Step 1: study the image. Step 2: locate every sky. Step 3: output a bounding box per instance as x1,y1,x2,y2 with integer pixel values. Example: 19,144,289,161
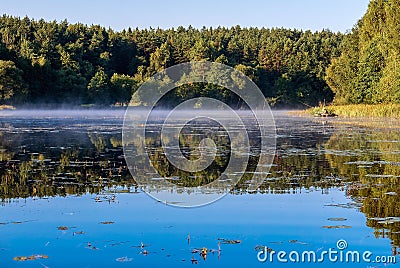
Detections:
1,0,370,32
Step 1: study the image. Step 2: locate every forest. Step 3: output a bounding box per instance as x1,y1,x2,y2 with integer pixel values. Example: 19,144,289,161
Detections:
0,0,398,108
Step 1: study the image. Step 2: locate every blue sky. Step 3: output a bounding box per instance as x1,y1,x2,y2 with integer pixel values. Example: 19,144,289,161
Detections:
1,0,370,32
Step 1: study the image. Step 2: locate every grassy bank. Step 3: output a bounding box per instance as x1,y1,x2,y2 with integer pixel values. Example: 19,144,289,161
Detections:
0,105,16,110
309,104,400,118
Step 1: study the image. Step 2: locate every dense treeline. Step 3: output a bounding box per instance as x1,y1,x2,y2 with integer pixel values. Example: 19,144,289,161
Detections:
326,0,400,104
2,0,399,108
0,15,343,107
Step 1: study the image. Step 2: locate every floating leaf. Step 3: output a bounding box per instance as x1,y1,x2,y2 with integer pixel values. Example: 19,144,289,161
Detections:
324,203,362,209
31,254,49,260
109,241,129,247
191,256,198,264
13,254,49,261
85,242,99,250
116,257,133,262
323,225,352,229
255,245,274,252
100,221,115,225
218,238,241,244
140,250,149,255
132,242,149,248
62,212,75,216
328,218,347,221
289,240,309,245
199,247,207,260
13,256,28,261
100,221,114,225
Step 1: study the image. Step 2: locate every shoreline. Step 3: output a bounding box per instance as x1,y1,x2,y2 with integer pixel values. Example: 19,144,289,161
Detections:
3,103,400,120
306,104,400,119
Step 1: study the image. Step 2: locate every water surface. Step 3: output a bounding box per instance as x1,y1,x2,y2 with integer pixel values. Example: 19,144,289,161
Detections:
0,110,399,267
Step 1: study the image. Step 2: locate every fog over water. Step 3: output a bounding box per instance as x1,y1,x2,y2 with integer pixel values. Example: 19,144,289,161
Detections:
0,109,284,125
0,109,399,266
0,109,127,119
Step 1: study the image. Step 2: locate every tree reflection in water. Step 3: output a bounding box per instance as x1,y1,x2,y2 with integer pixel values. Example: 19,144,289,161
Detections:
0,115,399,252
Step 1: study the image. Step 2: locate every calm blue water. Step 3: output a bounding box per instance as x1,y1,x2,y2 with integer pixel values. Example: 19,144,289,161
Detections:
0,110,399,267
0,188,394,267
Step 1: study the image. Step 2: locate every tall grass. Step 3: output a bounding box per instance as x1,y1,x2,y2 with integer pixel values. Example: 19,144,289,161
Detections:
309,104,400,118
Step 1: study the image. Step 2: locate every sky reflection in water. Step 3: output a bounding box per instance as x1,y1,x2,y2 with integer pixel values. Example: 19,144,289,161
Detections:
0,110,399,267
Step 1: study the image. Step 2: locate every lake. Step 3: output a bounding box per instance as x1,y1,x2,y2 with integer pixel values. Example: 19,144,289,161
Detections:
0,110,399,267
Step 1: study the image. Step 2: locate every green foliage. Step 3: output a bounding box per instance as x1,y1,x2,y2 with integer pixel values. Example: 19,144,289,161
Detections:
110,73,137,105
308,105,336,117
326,0,400,105
87,68,110,104
0,60,26,104
319,104,400,118
0,15,343,107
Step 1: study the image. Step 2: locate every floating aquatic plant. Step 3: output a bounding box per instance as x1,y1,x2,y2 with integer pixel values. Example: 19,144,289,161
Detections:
322,225,352,229
218,238,241,244
13,254,49,261
115,257,133,262
327,218,347,221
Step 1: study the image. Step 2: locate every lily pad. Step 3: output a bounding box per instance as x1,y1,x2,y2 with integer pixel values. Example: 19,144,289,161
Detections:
323,225,352,229
327,218,347,221
13,256,28,261
116,257,133,262
289,240,309,245
140,250,149,255
13,254,49,261
255,245,274,252
191,256,198,264
324,203,362,209
218,238,241,244
100,221,115,225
